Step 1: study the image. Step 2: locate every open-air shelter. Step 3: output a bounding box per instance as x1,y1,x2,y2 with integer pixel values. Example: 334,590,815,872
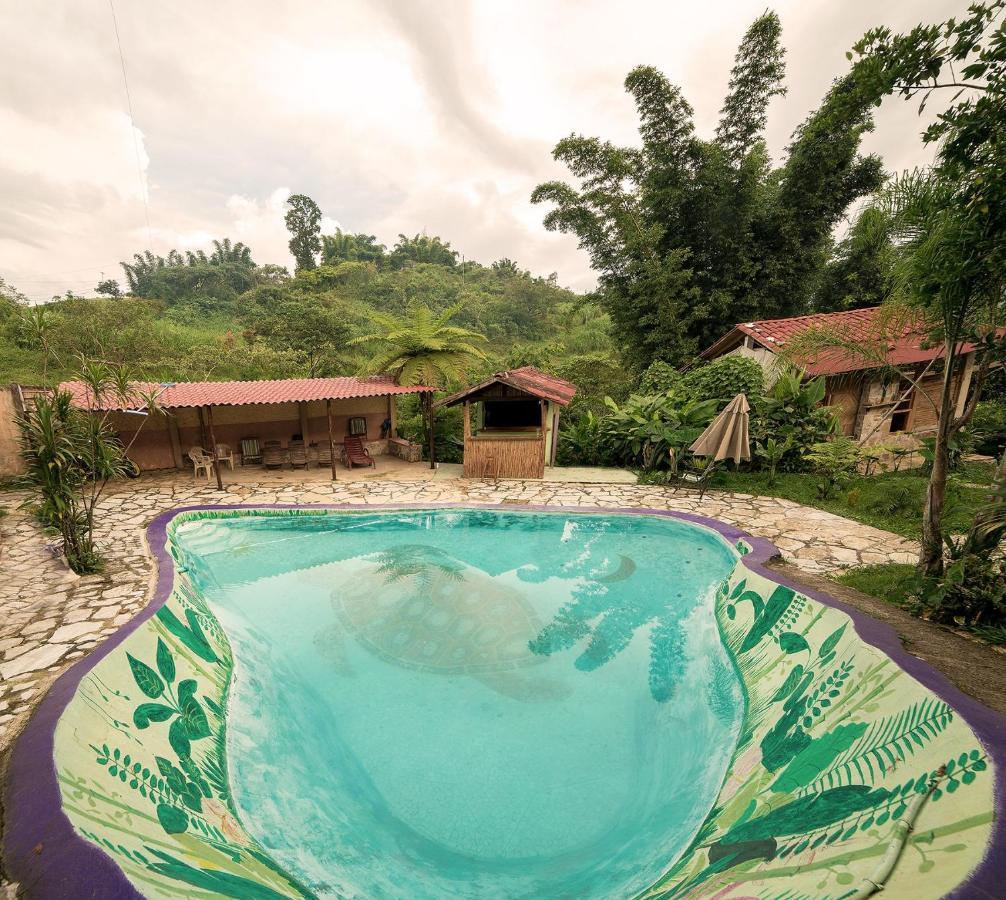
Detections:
61,375,433,486
438,366,576,479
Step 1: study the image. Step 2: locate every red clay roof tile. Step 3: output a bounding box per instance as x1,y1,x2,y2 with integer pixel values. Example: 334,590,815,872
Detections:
60,375,432,411
702,306,984,376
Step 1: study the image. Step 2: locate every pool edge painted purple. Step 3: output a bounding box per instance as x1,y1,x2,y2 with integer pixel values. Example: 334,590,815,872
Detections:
3,502,1003,899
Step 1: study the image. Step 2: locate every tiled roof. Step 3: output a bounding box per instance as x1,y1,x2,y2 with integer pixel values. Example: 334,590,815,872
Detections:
60,375,432,411
701,306,982,376
438,366,578,407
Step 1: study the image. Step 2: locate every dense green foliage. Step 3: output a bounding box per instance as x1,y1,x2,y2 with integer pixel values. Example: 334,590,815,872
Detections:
972,399,1006,457
812,207,894,312
18,362,159,572
532,11,885,367
599,392,718,471
0,231,614,394
836,475,1006,638
284,194,322,272
848,2,1006,575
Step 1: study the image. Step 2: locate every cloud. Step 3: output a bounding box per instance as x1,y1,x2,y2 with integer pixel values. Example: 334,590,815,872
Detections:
1,0,965,301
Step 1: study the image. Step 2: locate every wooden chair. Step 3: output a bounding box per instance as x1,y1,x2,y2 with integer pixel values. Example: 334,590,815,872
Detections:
187,447,214,481
215,444,235,470
343,435,376,469
288,439,308,469
240,438,262,466
262,440,285,469
312,442,333,467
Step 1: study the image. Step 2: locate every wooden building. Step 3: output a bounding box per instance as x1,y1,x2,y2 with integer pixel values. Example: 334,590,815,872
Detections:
60,375,432,482
439,366,576,479
699,307,987,449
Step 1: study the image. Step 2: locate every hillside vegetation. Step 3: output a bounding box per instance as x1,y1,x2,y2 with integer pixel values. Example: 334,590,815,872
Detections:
0,240,620,394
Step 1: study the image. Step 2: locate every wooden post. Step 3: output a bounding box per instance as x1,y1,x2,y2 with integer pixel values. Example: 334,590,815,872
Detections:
205,405,224,490
167,414,184,469
540,399,548,477
298,401,311,445
326,399,338,481
197,406,209,451
427,392,436,470
551,407,561,467
463,401,471,440
387,394,397,439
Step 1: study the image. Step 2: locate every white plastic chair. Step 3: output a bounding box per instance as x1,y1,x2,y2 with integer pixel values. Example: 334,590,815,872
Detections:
187,447,214,481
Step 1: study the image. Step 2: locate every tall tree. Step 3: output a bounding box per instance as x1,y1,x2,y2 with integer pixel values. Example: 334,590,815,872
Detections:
351,302,487,467
284,194,322,272
532,11,884,367
849,2,1006,575
95,278,122,298
812,206,894,311
389,233,458,269
321,229,387,266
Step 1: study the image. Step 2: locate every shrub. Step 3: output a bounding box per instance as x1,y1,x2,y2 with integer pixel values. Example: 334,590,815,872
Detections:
917,554,1006,628
679,355,764,407
805,437,861,499
600,392,718,472
557,410,607,466
18,363,159,573
639,361,680,394
971,399,1006,458
750,370,839,471
754,437,793,485
399,395,464,463
916,480,1006,628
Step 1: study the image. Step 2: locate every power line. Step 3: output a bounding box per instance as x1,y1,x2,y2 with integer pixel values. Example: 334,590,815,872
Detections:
108,0,152,245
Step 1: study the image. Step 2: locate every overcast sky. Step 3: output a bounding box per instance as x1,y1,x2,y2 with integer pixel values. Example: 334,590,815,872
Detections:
2,0,960,301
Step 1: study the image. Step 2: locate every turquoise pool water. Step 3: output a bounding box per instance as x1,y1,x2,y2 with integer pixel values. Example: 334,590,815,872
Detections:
173,509,744,898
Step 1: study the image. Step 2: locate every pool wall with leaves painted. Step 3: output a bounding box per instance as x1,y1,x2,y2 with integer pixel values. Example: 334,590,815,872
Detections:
2,505,1003,899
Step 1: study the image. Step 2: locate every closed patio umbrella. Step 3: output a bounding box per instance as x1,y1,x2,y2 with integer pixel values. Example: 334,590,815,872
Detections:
689,393,751,464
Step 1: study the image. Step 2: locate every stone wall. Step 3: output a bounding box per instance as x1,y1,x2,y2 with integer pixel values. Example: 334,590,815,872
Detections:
0,386,25,477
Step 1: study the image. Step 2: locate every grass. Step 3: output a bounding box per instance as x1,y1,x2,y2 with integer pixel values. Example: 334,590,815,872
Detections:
706,460,998,541
834,563,918,609
834,562,1006,646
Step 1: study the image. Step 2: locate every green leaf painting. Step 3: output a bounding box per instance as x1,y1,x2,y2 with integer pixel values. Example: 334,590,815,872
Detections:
771,664,805,702
177,679,197,707
720,785,891,845
771,723,867,793
739,585,795,652
156,606,219,663
179,696,211,740
778,632,809,654
127,653,164,699
144,848,294,899
133,703,174,729
156,638,176,684
168,718,191,760
155,803,189,835
818,624,846,659
811,698,955,790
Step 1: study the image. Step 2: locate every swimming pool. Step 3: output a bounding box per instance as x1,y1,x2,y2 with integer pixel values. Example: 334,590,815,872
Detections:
174,509,742,898
4,505,1000,899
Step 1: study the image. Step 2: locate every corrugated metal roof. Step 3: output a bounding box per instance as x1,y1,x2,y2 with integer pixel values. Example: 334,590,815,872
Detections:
438,366,577,407
60,375,432,411
700,306,985,376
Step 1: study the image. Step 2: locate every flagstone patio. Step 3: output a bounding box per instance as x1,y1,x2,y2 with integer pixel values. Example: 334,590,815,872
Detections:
0,474,918,757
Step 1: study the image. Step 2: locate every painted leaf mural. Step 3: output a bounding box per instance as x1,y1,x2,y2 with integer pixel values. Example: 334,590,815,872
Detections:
38,509,997,900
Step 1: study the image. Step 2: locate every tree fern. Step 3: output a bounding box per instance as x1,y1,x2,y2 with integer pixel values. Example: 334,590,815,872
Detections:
805,697,953,791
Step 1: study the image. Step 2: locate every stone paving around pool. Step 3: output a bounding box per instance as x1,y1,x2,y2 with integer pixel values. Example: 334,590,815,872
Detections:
0,477,918,761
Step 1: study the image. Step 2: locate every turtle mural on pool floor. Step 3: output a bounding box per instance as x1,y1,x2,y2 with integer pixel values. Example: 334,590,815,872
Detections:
309,544,571,702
